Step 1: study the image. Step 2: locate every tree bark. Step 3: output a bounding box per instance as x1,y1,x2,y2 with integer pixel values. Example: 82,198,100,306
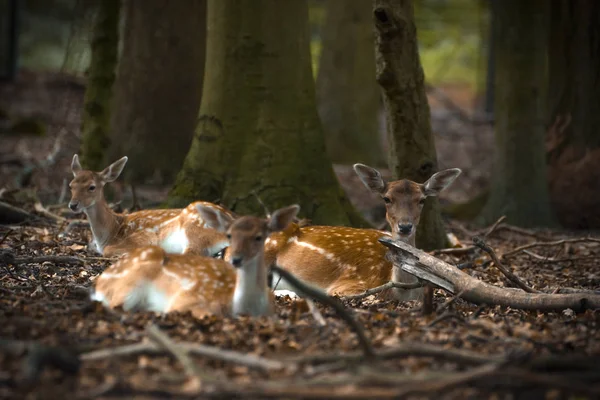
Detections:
547,0,600,229
316,0,383,166
168,0,366,227
107,0,206,184
479,0,556,228
380,237,600,313
79,0,120,171
372,0,447,250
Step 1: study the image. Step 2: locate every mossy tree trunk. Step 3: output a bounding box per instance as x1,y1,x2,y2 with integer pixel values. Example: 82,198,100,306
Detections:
479,0,556,228
316,0,383,167
80,0,120,171
547,0,600,229
107,0,206,184
168,0,366,227
373,0,447,250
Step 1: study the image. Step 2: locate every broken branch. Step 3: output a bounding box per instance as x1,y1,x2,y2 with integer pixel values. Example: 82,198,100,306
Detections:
340,280,423,301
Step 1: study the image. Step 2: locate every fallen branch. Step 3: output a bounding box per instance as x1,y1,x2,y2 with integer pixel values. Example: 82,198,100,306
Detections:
379,237,600,312
482,215,507,239
473,237,540,293
271,265,376,360
340,280,423,301
34,202,66,222
502,237,600,259
146,325,209,389
80,340,286,372
306,298,326,326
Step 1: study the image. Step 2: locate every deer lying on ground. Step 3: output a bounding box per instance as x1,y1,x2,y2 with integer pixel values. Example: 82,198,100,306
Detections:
68,154,233,257
266,164,461,301
91,204,300,317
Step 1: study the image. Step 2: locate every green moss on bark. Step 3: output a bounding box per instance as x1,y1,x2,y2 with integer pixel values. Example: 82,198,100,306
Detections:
169,0,367,227
79,0,120,171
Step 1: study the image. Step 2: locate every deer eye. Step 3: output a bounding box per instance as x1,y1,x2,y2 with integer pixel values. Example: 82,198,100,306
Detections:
226,234,232,240
255,235,263,242
419,198,426,205
88,185,96,192
383,196,391,204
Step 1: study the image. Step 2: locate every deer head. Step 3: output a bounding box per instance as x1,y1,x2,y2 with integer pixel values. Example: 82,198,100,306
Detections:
68,154,128,213
353,164,461,243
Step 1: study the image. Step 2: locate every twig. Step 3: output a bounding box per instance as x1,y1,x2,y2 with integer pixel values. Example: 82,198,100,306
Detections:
340,280,423,301
129,183,141,212
271,265,376,360
251,190,271,218
305,298,326,326
472,237,539,293
431,246,476,256
502,237,600,258
436,289,466,313
81,341,287,372
58,178,68,205
0,229,13,246
482,215,506,239
146,325,208,389
426,311,467,328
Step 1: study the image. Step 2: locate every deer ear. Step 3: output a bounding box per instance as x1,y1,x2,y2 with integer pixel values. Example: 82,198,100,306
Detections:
423,168,462,196
353,163,386,194
268,205,300,232
99,156,128,183
71,154,82,177
196,204,235,233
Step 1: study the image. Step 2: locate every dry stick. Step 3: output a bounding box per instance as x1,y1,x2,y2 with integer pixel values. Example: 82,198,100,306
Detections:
34,202,66,222
305,299,326,326
502,237,600,258
146,325,212,388
81,342,286,372
340,280,423,301
472,237,540,294
271,265,376,360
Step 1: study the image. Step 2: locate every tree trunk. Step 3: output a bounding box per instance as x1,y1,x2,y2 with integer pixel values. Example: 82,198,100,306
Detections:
79,0,120,171
107,0,206,184
372,0,447,250
168,0,366,227
547,0,600,229
479,0,556,228
316,0,383,167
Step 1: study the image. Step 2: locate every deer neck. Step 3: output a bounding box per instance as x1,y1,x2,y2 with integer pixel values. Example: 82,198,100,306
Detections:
84,198,122,254
231,253,271,317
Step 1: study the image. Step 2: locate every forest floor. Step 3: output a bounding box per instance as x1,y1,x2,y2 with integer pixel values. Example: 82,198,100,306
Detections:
0,71,598,399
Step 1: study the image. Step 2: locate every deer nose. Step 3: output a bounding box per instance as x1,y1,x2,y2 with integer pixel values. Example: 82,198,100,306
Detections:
68,201,79,211
230,255,243,268
398,223,413,235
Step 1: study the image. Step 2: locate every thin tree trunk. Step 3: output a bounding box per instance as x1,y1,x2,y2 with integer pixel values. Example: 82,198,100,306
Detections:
316,0,382,166
80,0,120,171
547,0,600,229
372,0,447,250
108,0,206,184
479,0,556,228
168,0,367,227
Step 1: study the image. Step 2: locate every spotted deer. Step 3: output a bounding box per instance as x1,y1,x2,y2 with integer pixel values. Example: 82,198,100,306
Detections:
91,204,300,317
265,164,461,301
68,154,232,257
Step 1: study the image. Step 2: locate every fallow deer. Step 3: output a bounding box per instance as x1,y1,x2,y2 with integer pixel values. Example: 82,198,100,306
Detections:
91,204,300,317
265,164,461,301
68,154,232,257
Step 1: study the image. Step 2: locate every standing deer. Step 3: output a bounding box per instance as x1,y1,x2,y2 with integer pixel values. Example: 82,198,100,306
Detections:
265,164,461,302
68,154,233,257
91,204,300,317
